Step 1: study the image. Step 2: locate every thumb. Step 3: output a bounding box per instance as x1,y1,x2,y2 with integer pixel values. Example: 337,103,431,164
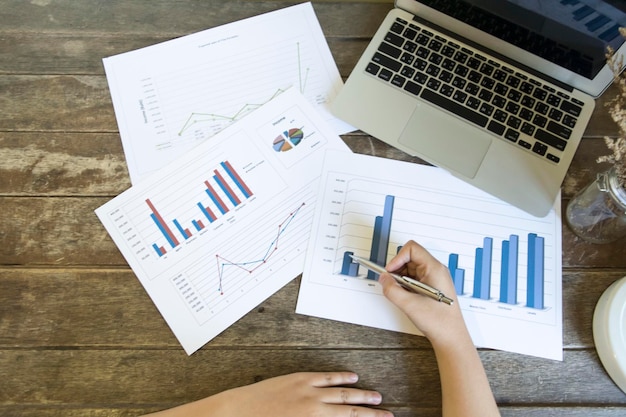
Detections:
379,273,414,309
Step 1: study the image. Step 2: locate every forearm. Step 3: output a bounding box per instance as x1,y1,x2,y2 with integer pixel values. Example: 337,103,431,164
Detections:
432,329,500,417
142,391,229,417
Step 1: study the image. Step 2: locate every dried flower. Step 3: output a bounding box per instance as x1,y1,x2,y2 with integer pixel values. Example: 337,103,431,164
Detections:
603,39,626,189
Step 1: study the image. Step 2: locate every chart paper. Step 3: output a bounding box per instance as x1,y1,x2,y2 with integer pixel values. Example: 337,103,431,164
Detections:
96,90,350,354
103,2,352,183
296,151,563,360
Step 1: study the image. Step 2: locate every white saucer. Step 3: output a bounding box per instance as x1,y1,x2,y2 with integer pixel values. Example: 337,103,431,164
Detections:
593,276,626,394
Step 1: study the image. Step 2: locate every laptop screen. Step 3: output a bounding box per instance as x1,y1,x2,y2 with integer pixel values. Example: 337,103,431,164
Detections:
414,0,626,80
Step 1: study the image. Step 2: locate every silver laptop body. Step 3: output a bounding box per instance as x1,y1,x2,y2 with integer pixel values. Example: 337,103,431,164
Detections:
333,0,626,217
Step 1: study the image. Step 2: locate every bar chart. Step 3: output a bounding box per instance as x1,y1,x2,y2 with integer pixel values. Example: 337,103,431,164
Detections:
338,193,550,310
96,89,352,354
145,160,254,257
297,151,563,360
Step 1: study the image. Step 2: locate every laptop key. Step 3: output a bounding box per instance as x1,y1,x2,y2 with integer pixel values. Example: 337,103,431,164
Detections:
532,141,548,156
487,120,506,135
390,21,405,34
372,52,402,72
378,68,393,82
420,88,488,127
546,153,560,163
546,120,572,139
403,27,418,41
535,129,567,151
384,32,404,47
560,100,582,117
378,42,402,59
505,129,519,142
366,62,380,75
392,74,406,87
404,81,422,96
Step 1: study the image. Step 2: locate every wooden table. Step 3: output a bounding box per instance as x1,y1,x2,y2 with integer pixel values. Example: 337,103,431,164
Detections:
1,1,625,415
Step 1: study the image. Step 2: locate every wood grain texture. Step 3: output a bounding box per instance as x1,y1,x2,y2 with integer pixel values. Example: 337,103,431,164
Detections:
1,0,625,415
0,269,623,349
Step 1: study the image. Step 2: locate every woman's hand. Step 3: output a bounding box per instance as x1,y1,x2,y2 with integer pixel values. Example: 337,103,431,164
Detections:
146,372,392,417
379,240,466,347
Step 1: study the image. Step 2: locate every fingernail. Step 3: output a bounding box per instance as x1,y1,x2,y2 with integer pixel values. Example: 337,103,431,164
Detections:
348,373,358,382
369,393,382,404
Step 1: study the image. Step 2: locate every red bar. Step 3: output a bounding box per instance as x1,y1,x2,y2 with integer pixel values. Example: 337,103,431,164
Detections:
205,181,229,214
214,170,241,205
146,198,180,247
224,160,253,197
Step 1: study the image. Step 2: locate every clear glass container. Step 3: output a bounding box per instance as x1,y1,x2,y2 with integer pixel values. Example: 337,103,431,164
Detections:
566,166,626,244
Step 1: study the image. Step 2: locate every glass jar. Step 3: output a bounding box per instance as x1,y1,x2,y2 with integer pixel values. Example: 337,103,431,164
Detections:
566,166,626,244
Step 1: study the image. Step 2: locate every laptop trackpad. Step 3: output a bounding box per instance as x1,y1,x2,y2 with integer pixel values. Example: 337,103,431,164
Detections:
398,104,492,179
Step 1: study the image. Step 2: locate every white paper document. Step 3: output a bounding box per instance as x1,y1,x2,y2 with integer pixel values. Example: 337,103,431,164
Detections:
103,2,352,184
95,90,350,354
296,151,563,361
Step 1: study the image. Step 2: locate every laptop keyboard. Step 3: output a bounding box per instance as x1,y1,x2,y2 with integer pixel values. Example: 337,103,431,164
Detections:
365,17,587,164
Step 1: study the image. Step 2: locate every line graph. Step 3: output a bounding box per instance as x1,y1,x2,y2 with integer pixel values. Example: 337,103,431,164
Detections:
178,88,287,136
296,42,310,93
103,2,350,184
171,191,313,325
177,43,311,137
214,201,306,294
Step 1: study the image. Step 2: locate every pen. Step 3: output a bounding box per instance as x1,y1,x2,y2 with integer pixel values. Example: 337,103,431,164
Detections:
349,254,454,305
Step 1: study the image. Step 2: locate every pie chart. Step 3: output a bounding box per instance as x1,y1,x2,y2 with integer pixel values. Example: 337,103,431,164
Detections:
273,127,304,152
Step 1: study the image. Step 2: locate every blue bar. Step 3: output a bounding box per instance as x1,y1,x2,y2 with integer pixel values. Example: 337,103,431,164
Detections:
192,220,202,231
367,195,395,280
454,268,465,295
368,216,383,280
197,202,216,223
205,189,227,215
376,195,394,264
448,253,464,295
527,234,545,309
500,235,519,304
214,174,239,206
150,213,177,249
173,219,189,239
341,251,359,276
152,243,164,257
473,248,484,298
221,161,252,198
473,237,492,300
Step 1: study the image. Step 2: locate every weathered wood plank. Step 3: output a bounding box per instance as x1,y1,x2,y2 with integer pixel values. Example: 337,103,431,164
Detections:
0,75,115,132
0,349,624,406
1,132,616,198
0,1,393,37
0,132,130,195
0,197,124,265
0,33,369,79
1,269,623,349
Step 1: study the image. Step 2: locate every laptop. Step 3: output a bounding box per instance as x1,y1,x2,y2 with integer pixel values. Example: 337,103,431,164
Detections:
332,0,626,217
